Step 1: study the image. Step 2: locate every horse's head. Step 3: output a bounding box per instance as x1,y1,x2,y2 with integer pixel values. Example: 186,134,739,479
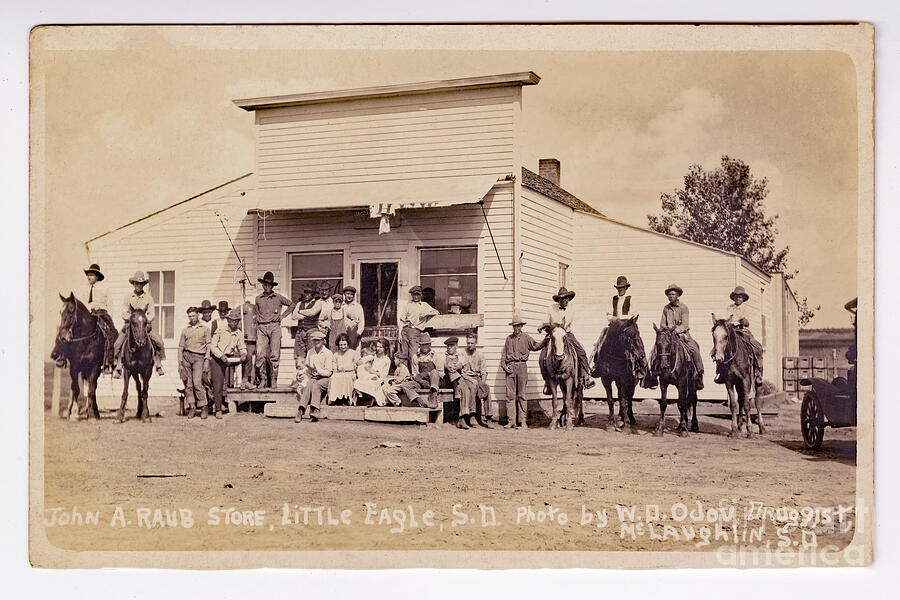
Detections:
710,313,735,362
129,309,149,346
651,323,677,371
544,323,567,358
57,292,78,342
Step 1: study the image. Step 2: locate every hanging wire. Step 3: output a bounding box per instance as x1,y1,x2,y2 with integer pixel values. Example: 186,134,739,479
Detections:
479,200,507,281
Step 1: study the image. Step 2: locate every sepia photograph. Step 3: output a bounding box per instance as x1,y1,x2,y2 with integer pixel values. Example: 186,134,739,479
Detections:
27,23,873,570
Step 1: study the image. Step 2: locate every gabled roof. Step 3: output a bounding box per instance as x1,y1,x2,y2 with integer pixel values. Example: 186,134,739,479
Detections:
235,72,541,111
521,167,604,216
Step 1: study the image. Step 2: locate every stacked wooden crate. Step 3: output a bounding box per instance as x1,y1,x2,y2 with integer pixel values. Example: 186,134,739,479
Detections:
783,356,843,401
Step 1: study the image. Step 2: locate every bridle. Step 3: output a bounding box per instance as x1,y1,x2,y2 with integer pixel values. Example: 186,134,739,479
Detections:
653,328,682,379
57,301,98,345
712,321,737,365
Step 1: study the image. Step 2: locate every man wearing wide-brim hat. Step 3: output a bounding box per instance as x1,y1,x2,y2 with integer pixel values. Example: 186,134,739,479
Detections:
712,286,763,386
113,270,166,378
253,272,295,388
645,284,704,390
500,311,549,429
542,286,595,391
78,264,116,373
591,275,648,381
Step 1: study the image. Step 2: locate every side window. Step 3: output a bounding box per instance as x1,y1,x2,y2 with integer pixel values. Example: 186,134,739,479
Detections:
147,270,176,339
558,262,569,287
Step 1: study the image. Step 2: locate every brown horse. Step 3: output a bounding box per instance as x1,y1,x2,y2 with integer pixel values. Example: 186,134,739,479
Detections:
648,324,698,437
539,323,583,430
50,293,104,419
591,315,647,433
711,315,765,437
118,309,155,423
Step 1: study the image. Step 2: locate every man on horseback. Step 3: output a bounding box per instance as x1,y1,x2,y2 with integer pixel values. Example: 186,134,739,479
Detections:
78,263,116,373
542,286,594,392
646,284,704,390
713,286,763,386
113,271,165,378
592,276,647,378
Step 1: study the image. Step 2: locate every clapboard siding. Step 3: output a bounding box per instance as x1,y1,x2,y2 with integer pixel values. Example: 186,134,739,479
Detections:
518,189,575,398
85,179,257,396
255,183,514,400
571,212,748,400
254,88,517,189
738,264,781,383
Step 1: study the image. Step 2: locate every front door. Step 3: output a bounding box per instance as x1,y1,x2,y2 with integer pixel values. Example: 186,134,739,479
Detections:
360,262,399,337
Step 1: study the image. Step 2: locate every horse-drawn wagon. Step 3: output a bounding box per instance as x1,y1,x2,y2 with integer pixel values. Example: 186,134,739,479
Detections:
800,298,857,450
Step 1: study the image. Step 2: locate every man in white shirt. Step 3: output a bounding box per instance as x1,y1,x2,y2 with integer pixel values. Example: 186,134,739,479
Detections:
342,285,365,350
543,286,594,391
399,285,439,360
714,286,763,385
79,264,116,373
296,330,334,423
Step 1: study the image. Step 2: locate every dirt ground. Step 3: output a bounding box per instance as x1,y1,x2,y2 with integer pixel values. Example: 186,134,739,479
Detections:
40,398,858,555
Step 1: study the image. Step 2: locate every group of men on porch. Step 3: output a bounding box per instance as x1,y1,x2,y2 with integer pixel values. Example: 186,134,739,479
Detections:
79,263,764,425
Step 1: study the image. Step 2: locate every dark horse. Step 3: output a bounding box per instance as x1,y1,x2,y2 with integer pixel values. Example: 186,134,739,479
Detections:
648,325,699,437
539,323,583,430
711,315,765,438
118,309,154,423
591,315,646,433
50,293,104,419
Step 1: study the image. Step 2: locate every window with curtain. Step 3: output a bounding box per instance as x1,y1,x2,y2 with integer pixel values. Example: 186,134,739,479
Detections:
289,252,344,302
146,270,175,339
419,247,478,314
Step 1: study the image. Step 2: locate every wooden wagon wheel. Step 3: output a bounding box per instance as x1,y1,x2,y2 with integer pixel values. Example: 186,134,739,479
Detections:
801,390,825,450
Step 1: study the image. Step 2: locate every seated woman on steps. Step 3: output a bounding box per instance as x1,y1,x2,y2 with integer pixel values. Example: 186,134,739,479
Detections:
327,333,358,405
353,339,392,406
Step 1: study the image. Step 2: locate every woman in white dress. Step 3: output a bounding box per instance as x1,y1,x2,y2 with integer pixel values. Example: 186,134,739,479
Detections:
353,339,392,406
328,333,358,405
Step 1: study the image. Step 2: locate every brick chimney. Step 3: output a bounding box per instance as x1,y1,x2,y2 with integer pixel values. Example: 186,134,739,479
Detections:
538,158,561,186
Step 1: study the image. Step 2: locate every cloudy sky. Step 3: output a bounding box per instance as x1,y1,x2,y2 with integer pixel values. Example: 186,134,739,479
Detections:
35,26,860,341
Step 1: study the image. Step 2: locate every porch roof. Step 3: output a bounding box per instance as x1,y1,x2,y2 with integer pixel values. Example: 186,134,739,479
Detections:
247,173,507,216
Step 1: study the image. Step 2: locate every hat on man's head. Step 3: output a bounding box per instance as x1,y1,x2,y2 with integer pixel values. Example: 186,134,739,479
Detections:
729,286,749,302
409,285,423,295
444,336,459,346
509,311,527,326
309,330,326,341
199,299,214,312
128,271,149,285
614,275,631,290
257,271,278,286
226,308,242,321
665,284,683,297
466,332,478,340
186,306,199,314
84,264,105,282
332,293,344,302
342,285,357,294
553,286,576,302
418,332,432,346
217,300,230,312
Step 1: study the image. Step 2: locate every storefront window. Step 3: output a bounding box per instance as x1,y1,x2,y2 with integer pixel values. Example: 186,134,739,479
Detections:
289,252,343,301
419,247,477,314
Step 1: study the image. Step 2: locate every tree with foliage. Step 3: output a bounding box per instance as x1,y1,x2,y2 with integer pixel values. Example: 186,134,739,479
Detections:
648,155,819,325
